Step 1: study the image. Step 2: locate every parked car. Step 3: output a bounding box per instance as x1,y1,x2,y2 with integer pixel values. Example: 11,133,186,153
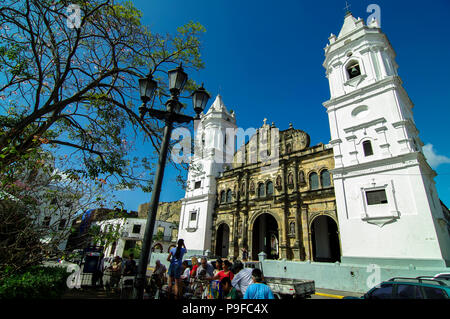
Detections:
344,277,450,299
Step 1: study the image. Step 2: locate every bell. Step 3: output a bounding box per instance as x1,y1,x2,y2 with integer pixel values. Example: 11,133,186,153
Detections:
350,66,360,76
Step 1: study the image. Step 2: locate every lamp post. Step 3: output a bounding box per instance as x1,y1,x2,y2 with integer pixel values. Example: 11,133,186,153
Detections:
134,64,210,300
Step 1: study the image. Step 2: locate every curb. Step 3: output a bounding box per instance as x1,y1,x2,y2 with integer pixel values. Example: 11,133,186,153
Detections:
314,292,345,299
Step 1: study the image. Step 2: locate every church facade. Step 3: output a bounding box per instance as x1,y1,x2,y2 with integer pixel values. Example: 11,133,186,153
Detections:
213,122,338,262
177,12,450,267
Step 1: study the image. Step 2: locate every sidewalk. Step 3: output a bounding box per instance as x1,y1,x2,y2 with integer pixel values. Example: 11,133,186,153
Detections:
62,287,121,299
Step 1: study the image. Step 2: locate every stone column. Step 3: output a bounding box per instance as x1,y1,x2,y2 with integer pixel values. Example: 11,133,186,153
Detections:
301,205,311,261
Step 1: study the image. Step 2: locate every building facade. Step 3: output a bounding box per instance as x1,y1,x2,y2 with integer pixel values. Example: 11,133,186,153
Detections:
323,12,450,267
177,12,450,267
213,122,338,262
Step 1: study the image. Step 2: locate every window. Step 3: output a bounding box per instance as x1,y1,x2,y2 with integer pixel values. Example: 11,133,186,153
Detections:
58,219,66,230
220,190,226,203
395,284,423,299
132,224,141,234
309,173,319,190
346,60,361,79
422,287,448,299
366,189,388,205
190,211,197,221
363,140,374,157
258,183,265,197
43,216,51,227
367,283,393,299
320,170,331,188
266,181,273,196
226,189,232,203
194,181,201,189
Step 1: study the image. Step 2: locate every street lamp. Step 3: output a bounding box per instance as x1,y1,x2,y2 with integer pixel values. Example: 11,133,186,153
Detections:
134,63,210,299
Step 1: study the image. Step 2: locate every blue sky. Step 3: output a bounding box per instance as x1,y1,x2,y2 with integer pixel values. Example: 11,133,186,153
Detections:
114,0,450,211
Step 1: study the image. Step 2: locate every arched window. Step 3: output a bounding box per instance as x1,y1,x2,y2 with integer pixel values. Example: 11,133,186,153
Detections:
309,172,319,190
220,190,226,203
320,170,331,188
363,140,374,157
258,183,265,198
266,181,273,196
346,60,361,79
226,189,232,203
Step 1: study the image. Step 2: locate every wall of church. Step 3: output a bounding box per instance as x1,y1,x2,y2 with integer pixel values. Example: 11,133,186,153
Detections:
213,141,339,262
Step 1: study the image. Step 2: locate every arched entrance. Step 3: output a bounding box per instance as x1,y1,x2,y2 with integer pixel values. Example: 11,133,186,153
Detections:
215,223,230,258
152,243,163,253
252,213,279,260
311,215,341,262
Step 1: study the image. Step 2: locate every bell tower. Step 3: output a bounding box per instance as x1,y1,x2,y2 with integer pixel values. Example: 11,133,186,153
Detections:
323,12,450,267
178,95,237,254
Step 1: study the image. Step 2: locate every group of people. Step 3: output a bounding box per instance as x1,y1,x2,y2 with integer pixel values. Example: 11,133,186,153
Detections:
154,238,274,300
92,253,138,293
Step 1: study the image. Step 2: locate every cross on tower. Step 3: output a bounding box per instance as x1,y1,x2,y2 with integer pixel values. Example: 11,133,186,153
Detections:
344,1,351,14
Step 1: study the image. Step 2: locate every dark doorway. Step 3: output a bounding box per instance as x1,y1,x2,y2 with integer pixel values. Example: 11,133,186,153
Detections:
215,223,230,258
252,214,279,260
311,215,341,262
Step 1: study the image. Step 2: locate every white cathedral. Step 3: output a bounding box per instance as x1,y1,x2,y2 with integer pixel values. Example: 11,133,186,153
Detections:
177,12,450,268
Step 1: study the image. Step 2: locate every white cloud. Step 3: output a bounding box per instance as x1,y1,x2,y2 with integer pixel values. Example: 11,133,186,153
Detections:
423,144,450,168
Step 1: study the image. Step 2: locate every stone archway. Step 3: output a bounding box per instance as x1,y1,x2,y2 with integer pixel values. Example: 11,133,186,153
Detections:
251,213,279,260
152,243,163,253
310,215,341,263
215,223,230,258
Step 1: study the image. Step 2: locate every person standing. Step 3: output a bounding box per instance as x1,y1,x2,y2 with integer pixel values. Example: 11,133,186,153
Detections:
241,247,248,262
213,259,223,276
231,261,253,297
190,257,199,278
152,260,167,288
180,260,191,291
196,257,214,280
92,253,105,288
167,239,187,299
110,256,122,293
123,253,137,276
212,260,234,281
243,268,274,299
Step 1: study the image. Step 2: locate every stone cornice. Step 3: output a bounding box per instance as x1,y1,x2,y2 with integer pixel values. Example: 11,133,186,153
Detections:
331,152,436,179
323,76,402,110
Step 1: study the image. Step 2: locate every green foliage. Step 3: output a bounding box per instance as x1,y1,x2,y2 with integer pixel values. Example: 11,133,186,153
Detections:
123,246,141,259
0,0,206,193
0,266,69,299
152,230,164,242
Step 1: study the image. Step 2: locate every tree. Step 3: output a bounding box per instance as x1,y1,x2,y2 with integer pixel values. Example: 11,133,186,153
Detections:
0,149,111,278
0,0,205,191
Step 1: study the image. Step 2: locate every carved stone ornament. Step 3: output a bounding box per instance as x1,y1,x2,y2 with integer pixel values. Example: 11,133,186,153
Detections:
275,175,282,190
249,181,255,194
287,172,294,188
299,170,306,184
